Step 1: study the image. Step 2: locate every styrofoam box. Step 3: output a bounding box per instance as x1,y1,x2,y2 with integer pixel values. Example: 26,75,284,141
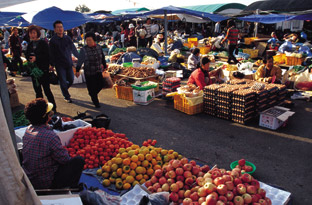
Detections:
121,184,149,205
54,119,91,146
15,119,91,147
259,106,295,130
259,181,291,205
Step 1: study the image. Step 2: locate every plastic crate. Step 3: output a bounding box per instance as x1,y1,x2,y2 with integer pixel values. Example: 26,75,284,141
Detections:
273,54,286,64
285,56,295,65
199,46,211,55
115,85,133,101
244,37,258,45
243,49,259,58
174,95,203,115
188,37,198,47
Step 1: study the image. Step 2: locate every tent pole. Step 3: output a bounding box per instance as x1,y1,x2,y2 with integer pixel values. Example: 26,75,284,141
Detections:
255,9,259,37
164,10,168,56
0,50,19,160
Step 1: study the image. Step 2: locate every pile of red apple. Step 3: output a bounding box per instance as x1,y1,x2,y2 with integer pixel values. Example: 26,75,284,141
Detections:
144,158,271,205
236,159,253,173
142,139,157,146
144,158,210,204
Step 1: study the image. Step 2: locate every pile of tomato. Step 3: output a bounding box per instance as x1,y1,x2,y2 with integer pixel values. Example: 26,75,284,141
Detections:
65,127,133,169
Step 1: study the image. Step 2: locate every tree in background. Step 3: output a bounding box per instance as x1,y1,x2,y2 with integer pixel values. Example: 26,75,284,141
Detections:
75,4,90,13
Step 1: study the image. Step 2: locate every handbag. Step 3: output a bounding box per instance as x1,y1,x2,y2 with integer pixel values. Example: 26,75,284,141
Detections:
49,71,59,85
102,71,113,89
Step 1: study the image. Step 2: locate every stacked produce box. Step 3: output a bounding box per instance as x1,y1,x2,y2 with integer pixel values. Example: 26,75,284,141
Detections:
215,86,240,120
203,84,225,116
275,84,287,104
264,84,279,108
232,89,256,124
162,77,181,96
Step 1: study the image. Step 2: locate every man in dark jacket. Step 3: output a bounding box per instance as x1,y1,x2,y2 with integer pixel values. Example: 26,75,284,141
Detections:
49,20,79,103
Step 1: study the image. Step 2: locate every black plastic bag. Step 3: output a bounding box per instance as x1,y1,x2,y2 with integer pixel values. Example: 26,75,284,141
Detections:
92,114,111,129
49,71,59,85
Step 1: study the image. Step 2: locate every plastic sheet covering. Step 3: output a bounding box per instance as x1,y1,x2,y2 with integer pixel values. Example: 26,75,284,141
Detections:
0,100,41,205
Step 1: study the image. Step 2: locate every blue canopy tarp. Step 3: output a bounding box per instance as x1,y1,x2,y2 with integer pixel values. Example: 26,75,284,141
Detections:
87,12,114,23
291,13,312,20
31,6,92,30
238,14,294,24
0,12,26,26
111,7,150,15
143,5,228,22
5,16,30,27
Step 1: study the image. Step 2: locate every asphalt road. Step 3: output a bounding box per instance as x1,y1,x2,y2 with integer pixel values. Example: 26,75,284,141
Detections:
12,75,312,204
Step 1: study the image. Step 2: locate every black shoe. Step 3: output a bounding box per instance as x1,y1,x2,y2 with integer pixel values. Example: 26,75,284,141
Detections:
64,98,73,103
94,103,101,108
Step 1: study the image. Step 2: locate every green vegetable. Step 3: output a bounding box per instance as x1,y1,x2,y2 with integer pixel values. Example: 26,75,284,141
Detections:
24,62,44,87
13,110,29,127
111,48,127,55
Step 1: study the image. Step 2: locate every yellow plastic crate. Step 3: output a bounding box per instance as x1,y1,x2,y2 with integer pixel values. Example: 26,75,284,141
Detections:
173,95,203,115
199,46,211,55
244,37,258,45
273,54,286,64
188,37,198,47
243,49,259,58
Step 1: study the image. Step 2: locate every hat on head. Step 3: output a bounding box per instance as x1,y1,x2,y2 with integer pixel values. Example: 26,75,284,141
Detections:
129,24,134,29
46,102,53,114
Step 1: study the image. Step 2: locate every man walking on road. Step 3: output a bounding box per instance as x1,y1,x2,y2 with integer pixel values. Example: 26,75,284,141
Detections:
49,20,79,103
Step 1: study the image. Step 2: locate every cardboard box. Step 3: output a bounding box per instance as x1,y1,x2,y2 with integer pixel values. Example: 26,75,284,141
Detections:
133,89,155,105
259,106,295,130
10,92,20,108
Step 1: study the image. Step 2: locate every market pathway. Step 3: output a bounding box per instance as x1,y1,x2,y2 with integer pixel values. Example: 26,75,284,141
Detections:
12,75,312,204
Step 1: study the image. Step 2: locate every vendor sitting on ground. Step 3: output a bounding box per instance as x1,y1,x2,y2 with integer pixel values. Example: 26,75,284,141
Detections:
187,57,222,90
187,48,200,71
116,46,142,64
255,55,282,83
22,98,85,189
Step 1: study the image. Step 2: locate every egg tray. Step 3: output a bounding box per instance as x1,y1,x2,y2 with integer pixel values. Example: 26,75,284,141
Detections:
204,109,216,116
278,90,288,96
256,104,269,112
227,79,249,85
269,94,278,100
232,99,256,107
232,115,255,124
268,100,278,107
162,82,180,87
232,104,256,113
204,84,225,91
232,109,256,118
278,95,286,102
216,97,232,103
216,113,231,120
162,87,178,92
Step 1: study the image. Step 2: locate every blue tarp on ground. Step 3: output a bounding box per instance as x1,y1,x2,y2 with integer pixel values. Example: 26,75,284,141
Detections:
238,14,294,24
31,6,92,30
143,5,228,22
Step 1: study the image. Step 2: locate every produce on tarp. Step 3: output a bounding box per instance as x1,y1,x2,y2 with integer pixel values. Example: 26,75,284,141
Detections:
144,158,271,205
142,139,157,147
65,127,133,169
97,145,183,190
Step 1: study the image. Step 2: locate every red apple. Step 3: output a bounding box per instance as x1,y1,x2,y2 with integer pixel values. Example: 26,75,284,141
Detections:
232,187,238,196
176,181,184,189
157,188,163,192
153,183,161,191
218,195,227,203
258,199,267,205
201,165,210,173
145,180,152,188
258,188,266,198
231,171,240,179
245,165,253,172
184,171,192,179
217,184,228,195
233,196,244,205
198,171,205,177
190,192,199,202
232,168,241,173
206,194,217,205
182,198,193,205
250,179,260,189
166,164,173,172
176,175,185,182
251,194,259,203
241,173,252,183
214,177,225,186
181,158,189,165
265,197,272,205
159,176,167,185
236,184,246,195
165,172,169,179
185,177,194,186
238,159,245,166
168,170,176,179
150,176,158,184
211,170,222,179
184,184,190,191
192,165,201,176
226,191,234,201
170,183,179,193
175,167,184,176
184,189,192,198
167,178,175,186
161,183,169,192
198,187,207,197
147,186,154,192
247,185,257,195
172,160,181,169
154,169,163,178
204,182,217,194
191,186,200,193
183,164,192,171
198,196,206,204
178,189,185,199
222,175,232,182
189,160,196,166
234,178,242,186
196,177,205,186
225,181,234,191
242,193,252,204
204,172,212,179
169,192,179,202
216,201,225,205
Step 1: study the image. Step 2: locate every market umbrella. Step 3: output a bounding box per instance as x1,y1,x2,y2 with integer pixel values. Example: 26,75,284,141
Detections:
0,12,26,26
31,6,92,30
4,16,30,27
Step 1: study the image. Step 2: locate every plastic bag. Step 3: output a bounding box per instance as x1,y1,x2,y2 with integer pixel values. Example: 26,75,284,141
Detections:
298,45,312,56
278,41,293,53
49,71,59,85
79,190,121,205
147,192,170,205
102,71,113,89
